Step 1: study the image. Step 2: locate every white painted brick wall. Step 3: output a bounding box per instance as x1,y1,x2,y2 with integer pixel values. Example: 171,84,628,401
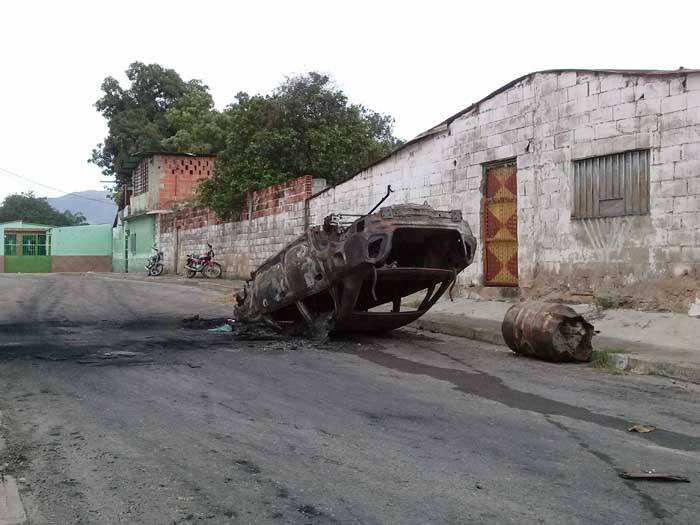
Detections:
308,71,700,300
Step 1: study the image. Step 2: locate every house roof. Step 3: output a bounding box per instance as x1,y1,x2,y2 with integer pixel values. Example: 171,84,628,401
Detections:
0,221,53,230
313,67,700,198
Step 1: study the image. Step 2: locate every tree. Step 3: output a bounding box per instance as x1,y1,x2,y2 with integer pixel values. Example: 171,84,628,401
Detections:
198,72,402,218
0,193,87,226
160,87,227,154
90,62,214,192
91,65,402,216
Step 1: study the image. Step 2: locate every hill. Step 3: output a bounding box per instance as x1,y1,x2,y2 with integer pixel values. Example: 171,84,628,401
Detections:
48,190,117,225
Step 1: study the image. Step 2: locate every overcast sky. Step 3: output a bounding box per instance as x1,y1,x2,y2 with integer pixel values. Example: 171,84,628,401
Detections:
0,0,697,206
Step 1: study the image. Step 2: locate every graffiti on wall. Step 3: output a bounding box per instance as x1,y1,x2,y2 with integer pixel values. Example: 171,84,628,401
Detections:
579,217,633,263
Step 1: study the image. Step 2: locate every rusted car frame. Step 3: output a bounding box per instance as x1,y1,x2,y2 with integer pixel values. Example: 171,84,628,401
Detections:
235,193,477,335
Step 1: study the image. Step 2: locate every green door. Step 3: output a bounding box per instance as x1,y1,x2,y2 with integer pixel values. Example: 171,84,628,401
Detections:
3,232,52,273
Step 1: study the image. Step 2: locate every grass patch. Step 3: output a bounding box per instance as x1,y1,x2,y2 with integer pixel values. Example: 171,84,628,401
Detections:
590,348,629,371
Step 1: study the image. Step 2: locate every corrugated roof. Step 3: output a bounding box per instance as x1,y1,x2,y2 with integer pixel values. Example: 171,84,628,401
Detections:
313,67,700,198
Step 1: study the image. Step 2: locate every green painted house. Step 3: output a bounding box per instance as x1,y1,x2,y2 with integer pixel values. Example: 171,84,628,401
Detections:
112,213,155,273
0,221,112,273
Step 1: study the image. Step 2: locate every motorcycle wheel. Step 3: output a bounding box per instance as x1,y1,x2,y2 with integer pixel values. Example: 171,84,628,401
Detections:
150,263,164,277
186,269,197,278
204,262,222,279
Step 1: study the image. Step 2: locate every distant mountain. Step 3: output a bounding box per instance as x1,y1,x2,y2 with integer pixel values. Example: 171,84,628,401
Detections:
48,190,117,225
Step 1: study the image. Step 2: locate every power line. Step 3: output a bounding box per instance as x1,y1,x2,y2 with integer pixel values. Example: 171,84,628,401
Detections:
0,166,117,208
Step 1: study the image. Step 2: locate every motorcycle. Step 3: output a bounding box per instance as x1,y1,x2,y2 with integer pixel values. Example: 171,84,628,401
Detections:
185,243,223,279
145,245,164,276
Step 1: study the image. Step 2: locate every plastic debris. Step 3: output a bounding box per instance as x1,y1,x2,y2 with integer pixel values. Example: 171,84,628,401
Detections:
628,424,657,433
208,324,233,332
620,469,690,482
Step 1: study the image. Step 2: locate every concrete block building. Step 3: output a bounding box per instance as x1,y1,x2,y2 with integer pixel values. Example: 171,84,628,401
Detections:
112,153,215,272
308,69,700,311
136,69,699,312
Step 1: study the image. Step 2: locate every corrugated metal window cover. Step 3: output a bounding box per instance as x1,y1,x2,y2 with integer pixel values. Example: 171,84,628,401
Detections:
572,150,650,219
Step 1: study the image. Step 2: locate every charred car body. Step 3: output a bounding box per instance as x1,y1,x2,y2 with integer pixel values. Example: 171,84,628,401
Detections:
235,190,477,334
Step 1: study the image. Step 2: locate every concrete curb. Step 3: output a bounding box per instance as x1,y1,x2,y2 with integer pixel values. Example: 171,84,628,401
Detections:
0,411,26,525
413,314,700,384
0,477,26,525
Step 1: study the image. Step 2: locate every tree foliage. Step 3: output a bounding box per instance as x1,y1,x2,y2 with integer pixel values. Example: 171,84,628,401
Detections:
91,65,402,217
90,62,211,189
0,192,87,226
199,73,401,217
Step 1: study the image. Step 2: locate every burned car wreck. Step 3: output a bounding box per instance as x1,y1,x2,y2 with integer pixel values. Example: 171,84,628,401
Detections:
235,188,477,335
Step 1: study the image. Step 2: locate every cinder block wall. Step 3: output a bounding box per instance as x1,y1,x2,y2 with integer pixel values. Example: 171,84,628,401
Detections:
309,71,700,311
157,176,314,279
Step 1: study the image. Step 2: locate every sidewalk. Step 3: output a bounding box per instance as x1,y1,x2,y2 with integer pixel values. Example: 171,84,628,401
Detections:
413,297,700,384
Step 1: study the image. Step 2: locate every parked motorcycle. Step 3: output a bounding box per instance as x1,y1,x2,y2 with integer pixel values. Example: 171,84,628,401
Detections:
146,245,164,276
185,243,223,278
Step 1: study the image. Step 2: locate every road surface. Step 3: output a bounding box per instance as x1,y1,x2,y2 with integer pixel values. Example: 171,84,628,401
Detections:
0,273,698,524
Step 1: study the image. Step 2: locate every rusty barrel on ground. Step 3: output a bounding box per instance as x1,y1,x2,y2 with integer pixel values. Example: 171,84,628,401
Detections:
502,301,594,362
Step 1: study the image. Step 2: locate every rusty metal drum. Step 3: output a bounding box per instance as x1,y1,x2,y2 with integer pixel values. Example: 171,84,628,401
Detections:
502,302,594,362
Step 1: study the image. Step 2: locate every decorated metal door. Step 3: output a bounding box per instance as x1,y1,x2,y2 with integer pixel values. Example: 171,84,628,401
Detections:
483,162,518,286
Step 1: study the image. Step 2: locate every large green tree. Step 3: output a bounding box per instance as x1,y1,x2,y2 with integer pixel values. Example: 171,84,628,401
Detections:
91,65,402,216
198,72,402,217
90,62,213,191
0,193,86,226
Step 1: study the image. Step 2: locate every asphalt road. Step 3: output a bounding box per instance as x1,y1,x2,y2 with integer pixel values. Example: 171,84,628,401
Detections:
0,273,698,524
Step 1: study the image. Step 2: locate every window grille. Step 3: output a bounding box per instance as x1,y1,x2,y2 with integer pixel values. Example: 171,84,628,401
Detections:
18,233,50,256
572,150,650,219
133,161,149,195
3,233,17,255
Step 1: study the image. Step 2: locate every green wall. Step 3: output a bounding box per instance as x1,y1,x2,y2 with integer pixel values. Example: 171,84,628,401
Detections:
127,215,156,271
111,214,155,273
112,221,127,272
51,224,112,256
4,256,52,273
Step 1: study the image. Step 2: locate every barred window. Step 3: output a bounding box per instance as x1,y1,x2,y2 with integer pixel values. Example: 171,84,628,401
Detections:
572,150,649,219
133,161,148,195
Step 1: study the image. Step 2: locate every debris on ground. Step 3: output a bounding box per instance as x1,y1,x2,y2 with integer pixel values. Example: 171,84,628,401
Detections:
234,196,477,337
182,316,285,341
501,301,595,362
208,324,233,333
619,469,690,482
99,351,140,359
182,315,230,330
628,424,657,433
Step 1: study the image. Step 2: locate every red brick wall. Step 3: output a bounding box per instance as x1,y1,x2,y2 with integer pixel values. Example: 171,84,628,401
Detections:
160,207,224,234
156,155,216,210
160,175,314,233
240,175,313,220
51,256,112,273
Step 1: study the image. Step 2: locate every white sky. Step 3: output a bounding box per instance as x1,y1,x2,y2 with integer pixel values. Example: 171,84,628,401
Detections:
0,0,697,205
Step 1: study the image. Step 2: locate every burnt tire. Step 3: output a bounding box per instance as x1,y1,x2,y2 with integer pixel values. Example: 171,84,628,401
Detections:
204,262,222,279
